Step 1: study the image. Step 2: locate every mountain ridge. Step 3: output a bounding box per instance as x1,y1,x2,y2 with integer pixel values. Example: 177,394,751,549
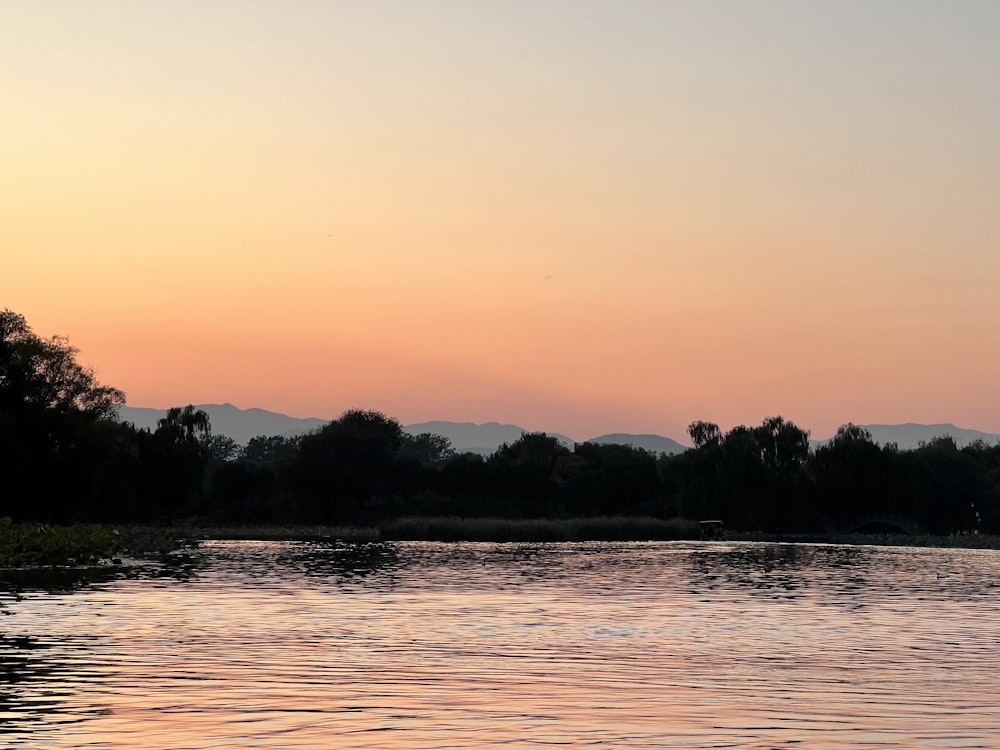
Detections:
814,423,1000,450
586,433,687,455
116,404,1000,455
117,403,326,445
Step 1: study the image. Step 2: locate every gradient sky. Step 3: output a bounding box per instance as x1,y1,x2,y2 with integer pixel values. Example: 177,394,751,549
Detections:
4,1,999,441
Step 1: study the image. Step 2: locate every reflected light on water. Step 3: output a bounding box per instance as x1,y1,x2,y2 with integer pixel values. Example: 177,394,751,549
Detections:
2,541,1000,748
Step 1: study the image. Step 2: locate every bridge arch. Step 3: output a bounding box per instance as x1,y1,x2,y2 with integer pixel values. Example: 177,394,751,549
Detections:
847,514,922,535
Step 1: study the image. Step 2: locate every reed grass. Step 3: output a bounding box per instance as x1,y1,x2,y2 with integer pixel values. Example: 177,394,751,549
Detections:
174,523,380,542
722,530,1000,549
380,516,701,542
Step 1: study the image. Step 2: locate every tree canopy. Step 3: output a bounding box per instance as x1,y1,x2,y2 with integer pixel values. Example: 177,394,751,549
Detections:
1,310,126,520
5,308,1000,536
1,309,124,418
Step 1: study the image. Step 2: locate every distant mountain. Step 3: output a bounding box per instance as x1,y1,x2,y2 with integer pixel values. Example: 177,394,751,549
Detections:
116,408,581,454
814,423,1000,451
408,421,1000,456
117,405,997,456
404,420,575,456
117,403,326,445
585,433,687,455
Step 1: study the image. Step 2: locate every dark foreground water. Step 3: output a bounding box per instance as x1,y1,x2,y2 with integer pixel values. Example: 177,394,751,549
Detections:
2,540,1000,748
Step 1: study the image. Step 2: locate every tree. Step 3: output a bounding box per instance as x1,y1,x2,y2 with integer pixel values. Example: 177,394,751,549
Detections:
753,416,810,474
1,310,126,520
129,405,215,520
811,423,894,528
718,424,768,528
1,309,124,418
665,423,726,522
206,460,280,523
157,405,211,444
398,432,455,467
902,436,984,534
286,409,404,523
488,433,570,515
437,452,495,515
749,416,814,530
688,421,722,449
567,442,662,516
242,434,298,464
670,417,815,531
491,432,568,474
203,434,240,462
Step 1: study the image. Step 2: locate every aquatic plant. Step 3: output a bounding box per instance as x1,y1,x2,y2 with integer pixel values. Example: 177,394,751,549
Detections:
0,522,184,567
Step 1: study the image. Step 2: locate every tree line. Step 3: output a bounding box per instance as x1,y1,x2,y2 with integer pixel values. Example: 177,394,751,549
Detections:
3,309,1000,534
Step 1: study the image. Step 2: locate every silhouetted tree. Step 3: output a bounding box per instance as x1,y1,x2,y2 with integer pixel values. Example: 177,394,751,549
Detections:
285,409,404,523
157,405,211,443
754,416,810,474
811,424,894,529
899,436,985,534
486,433,571,516
207,460,279,523
688,421,722,449
0,310,124,418
118,405,214,520
0,310,126,521
7,310,997,537
242,434,298,464
750,416,814,530
660,417,815,531
398,432,455,467
566,442,662,516
963,440,1000,532
435,452,500,515
203,433,240,462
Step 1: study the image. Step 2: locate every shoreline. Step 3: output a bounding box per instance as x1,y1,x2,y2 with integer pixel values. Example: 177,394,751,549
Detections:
157,518,1000,550
4,519,1000,569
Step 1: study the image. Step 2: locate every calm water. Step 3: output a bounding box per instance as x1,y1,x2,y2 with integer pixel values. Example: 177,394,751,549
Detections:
2,540,1000,748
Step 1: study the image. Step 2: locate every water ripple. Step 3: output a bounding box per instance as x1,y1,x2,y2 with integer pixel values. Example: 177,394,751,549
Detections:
1,541,999,747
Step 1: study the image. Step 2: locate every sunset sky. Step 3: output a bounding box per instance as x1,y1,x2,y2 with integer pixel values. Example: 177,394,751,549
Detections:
4,1,999,441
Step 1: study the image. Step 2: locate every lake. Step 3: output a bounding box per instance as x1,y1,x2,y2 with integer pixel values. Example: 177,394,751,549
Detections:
2,540,999,748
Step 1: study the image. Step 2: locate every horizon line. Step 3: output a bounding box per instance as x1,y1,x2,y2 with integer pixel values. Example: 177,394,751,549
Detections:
118,402,1000,445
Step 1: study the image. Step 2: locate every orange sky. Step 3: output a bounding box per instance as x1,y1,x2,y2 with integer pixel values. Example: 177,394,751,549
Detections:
4,2,999,441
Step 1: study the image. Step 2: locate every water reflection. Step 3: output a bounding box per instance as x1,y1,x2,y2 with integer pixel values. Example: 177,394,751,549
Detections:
189,540,400,591
2,540,1000,748
275,540,399,583
0,565,119,593
0,556,200,736
686,543,873,600
0,634,101,736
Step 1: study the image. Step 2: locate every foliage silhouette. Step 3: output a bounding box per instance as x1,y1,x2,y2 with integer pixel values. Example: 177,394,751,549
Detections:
5,308,1000,538
284,409,405,524
1,310,125,521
